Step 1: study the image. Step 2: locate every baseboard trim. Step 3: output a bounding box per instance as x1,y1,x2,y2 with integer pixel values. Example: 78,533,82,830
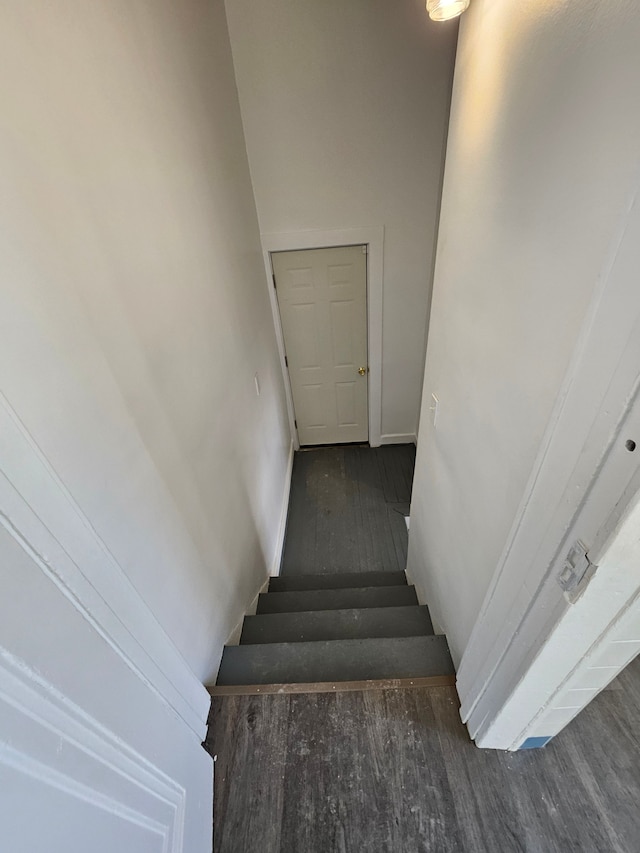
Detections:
207,674,456,696
269,441,294,577
224,576,270,647
223,441,294,647
379,433,417,446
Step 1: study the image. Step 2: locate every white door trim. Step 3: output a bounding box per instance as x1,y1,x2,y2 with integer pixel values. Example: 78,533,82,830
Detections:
0,391,210,740
0,648,187,851
261,227,384,448
456,177,640,747
480,442,640,750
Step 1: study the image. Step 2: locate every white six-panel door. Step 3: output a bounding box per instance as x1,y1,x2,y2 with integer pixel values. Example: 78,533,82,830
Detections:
272,245,368,445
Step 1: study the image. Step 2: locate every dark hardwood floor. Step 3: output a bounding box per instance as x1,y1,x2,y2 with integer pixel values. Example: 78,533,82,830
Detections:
207,443,640,850
207,656,640,853
281,444,415,576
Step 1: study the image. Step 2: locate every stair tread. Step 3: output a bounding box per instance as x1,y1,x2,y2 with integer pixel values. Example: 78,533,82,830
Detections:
240,605,434,644
217,635,454,686
257,585,417,614
269,570,407,592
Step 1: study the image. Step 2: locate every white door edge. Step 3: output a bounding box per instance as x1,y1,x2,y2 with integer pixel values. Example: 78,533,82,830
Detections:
457,177,640,748
261,226,384,448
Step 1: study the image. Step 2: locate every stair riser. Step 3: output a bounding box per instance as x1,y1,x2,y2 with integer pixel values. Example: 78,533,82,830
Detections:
241,606,434,644
269,570,407,592
257,585,417,614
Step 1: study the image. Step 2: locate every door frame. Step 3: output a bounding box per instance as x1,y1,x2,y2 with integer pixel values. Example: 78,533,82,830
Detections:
261,227,384,449
456,181,640,748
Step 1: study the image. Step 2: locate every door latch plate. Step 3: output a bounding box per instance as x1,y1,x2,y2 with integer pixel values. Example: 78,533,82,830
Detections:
557,540,597,603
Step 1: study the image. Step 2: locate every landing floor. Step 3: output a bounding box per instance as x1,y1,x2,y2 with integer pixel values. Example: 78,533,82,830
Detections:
281,444,415,576
207,656,640,852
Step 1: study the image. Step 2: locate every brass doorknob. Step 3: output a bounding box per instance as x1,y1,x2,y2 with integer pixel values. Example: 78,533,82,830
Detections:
358,366,367,376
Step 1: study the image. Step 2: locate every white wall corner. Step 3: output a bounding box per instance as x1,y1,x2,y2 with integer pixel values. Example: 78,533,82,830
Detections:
270,440,294,577
223,440,293,649
223,575,271,648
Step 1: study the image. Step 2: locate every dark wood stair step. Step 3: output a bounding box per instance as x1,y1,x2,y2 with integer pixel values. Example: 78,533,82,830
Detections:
216,635,454,686
257,585,417,614
240,605,434,645
269,570,407,592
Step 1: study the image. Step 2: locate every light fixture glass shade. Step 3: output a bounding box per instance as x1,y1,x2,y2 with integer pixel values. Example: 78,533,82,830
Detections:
427,0,470,22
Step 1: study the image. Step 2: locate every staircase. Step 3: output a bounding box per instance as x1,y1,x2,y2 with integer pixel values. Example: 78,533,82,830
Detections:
211,571,455,694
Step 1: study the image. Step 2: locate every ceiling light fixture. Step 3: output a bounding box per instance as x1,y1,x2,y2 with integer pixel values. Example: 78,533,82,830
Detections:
427,0,470,22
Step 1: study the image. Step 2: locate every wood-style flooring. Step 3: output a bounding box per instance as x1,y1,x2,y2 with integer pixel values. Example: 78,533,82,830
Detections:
207,656,640,853
281,444,415,576
208,443,640,850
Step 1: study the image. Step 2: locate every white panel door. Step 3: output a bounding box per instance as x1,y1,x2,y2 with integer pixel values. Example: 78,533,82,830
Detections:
0,409,213,853
0,298,213,853
273,245,368,445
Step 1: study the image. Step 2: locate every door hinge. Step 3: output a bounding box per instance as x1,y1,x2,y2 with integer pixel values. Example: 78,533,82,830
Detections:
284,355,288,367
294,419,297,429
272,273,277,288
557,540,598,603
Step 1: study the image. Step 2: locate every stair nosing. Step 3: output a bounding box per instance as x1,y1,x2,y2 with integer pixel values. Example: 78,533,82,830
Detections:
227,634,448,649
263,584,412,593
208,675,456,695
